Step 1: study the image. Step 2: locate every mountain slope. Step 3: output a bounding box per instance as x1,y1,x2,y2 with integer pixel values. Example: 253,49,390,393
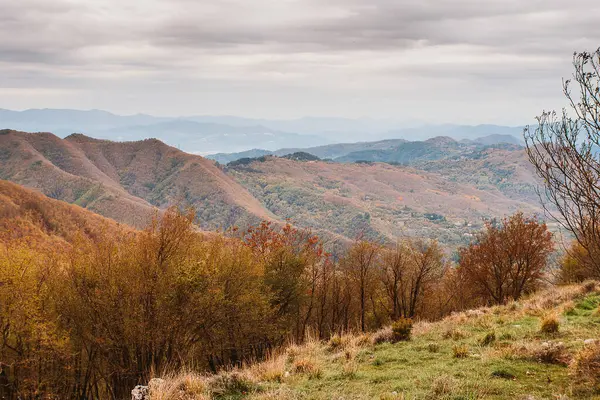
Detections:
336,136,522,164
0,179,128,245
0,130,544,247
0,130,275,229
225,148,544,247
206,140,408,164
0,130,156,226
207,136,522,165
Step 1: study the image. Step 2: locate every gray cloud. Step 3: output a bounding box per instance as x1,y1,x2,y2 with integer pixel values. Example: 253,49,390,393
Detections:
0,0,599,124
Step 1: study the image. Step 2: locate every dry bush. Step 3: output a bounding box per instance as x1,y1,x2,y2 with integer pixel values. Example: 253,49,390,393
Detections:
465,309,486,319
341,359,359,378
149,375,209,400
292,358,322,379
570,342,600,393
285,344,302,363
206,370,258,397
540,315,560,334
250,355,287,383
412,321,434,336
327,334,345,351
535,342,568,364
443,328,468,340
446,312,469,324
581,280,598,293
429,374,457,396
354,333,372,348
371,326,394,345
507,301,520,312
302,333,323,355
522,284,586,316
453,345,469,358
504,341,570,365
328,333,368,352
391,318,413,342
343,345,357,363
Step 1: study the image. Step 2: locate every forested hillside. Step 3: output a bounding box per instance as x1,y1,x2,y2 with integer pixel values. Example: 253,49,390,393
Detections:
0,130,546,249
226,148,545,247
0,130,275,229
1,183,571,399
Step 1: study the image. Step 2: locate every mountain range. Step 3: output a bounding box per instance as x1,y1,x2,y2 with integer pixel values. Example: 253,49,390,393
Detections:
0,108,525,155
0,129,544,249
208,134,522,164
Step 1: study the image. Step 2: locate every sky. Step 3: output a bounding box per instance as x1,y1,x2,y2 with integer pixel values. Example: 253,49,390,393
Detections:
1,0,599,125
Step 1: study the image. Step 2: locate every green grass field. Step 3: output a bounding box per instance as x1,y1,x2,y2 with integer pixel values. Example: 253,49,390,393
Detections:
151,283,600,400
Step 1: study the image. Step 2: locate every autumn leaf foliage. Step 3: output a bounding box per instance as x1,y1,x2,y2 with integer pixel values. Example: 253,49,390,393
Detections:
457,212,553,305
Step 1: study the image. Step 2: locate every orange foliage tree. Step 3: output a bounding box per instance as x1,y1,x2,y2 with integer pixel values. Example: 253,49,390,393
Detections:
457,212,554,305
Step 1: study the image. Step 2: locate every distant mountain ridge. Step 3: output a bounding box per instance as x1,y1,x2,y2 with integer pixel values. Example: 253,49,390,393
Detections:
1,108,524,155
0,109,331,154
207,134,522,164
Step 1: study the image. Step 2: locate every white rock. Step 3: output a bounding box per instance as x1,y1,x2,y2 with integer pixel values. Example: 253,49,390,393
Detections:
131,385,149,400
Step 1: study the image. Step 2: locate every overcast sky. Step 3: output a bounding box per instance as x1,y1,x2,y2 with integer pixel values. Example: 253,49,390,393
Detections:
1,0,598,125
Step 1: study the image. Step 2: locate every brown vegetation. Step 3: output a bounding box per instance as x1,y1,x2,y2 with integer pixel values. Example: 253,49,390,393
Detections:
0,183,456,398
0,180,589,399
457,212,554,305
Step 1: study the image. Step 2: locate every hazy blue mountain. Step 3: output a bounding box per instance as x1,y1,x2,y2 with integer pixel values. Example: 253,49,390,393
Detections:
92,120,331,153
337,137,523,164
207,135,523,164
467,133,523,146
381,124,525,142
0,109,330,154
209,149,274,164
206,139,408,163
188,116,409,142
0,108,525,154
0,108,165,136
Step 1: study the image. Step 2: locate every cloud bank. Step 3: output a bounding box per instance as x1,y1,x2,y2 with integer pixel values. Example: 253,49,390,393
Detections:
1,0,598,124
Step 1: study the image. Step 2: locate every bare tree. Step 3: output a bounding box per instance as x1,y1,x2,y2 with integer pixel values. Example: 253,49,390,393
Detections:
381,240,445,319
343,240,381,332
524,48,600,278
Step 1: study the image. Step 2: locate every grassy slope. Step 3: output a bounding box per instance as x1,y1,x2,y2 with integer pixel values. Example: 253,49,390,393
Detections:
154,283,600,400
